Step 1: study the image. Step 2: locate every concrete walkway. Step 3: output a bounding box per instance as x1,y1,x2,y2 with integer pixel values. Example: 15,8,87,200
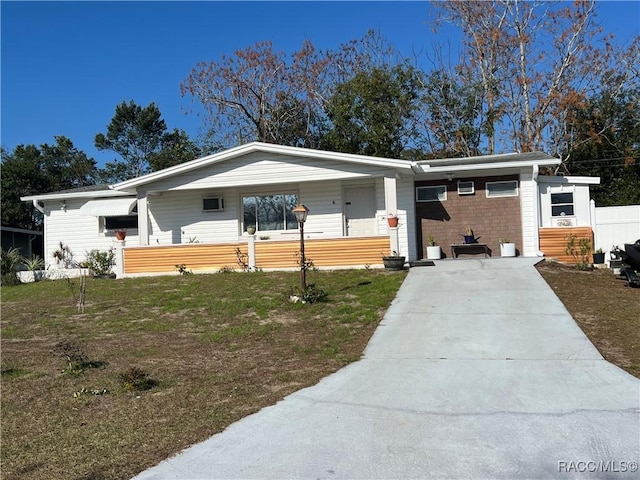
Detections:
134,258,639,479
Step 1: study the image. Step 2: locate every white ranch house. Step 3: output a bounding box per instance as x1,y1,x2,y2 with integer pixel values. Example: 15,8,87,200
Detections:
22,142,600,276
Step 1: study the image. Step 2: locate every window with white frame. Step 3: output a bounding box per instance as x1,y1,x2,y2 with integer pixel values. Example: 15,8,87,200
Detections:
486,180,518,198
242,193,299,231
550,192,575,216
416,185,447,202
100,215,138,232
202,196,224,212
457,181,475,195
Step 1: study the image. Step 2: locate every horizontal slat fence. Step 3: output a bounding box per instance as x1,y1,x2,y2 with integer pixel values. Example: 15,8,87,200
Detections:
123,243,245,274
539,227,593,264
123,236,390,274
255,236,390,269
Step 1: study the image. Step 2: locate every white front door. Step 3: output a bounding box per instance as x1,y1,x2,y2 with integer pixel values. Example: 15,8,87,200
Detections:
344,185,377,236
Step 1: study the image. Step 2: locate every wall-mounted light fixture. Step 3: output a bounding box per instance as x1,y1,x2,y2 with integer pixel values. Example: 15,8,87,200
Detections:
446,173,455,182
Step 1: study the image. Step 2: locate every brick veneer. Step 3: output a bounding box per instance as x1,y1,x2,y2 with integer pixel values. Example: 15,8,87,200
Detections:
415,175,522,259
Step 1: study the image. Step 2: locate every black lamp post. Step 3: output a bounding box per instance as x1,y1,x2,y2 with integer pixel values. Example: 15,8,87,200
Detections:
293,204,309,290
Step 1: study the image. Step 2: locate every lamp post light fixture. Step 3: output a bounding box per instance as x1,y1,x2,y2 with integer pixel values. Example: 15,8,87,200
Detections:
292,204,309,290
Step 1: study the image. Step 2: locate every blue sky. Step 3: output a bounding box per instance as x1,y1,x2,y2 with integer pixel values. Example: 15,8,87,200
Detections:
2,1,639,167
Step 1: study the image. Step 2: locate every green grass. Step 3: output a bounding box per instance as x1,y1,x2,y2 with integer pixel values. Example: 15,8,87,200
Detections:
537,261,640,378
1,268,406,480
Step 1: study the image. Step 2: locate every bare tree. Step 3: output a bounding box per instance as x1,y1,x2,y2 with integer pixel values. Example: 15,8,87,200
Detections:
180,31,406,150
182,39,336,148
430,0,638,166
431,2,509,154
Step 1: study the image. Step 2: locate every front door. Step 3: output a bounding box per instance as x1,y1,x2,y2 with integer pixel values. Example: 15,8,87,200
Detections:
344,185,376,236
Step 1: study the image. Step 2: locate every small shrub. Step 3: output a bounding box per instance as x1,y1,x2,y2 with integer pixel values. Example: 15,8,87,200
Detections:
294,251,316,271
23,254,45,271
119,366,157,391
85,248,115,276
52,242,74,268
52,340,90,374
565,234,592,270
235,247,249,271
175,264,192,275
218,265,235,273
288,283,328,304
1,247,22,286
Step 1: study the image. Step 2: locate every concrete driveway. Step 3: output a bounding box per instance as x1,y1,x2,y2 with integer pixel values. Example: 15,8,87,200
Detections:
134,258,639,479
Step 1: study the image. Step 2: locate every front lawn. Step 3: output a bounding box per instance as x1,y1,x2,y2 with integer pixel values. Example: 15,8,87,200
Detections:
3,262,638,480
1,269,406,480
536,260,640,378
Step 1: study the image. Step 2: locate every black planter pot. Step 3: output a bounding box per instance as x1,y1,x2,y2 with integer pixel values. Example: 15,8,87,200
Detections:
382,256,406,270
592,252,605,264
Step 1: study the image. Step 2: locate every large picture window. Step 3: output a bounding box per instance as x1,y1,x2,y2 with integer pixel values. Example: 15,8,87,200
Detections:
242,193,299,231
551,192,574,216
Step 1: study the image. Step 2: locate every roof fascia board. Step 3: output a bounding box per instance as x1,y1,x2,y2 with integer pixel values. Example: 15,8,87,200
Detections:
417,151,557,167
417,159,561,174
113,142,414,191
21,190,133,202
0,226,43,235
537,175,601,185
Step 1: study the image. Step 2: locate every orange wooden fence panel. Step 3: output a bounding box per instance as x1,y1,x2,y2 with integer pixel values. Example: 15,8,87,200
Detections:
255,236,390,269
539,227,594,264
123,236,390,274
123,243,245,274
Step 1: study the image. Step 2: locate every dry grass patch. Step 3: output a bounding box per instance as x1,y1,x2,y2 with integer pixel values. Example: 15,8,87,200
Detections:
536,260,640,378
1,269,406,480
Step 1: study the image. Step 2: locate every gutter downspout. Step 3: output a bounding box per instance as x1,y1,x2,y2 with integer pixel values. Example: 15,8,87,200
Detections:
31,200,45,214
31,200,47,267
531,165,544,257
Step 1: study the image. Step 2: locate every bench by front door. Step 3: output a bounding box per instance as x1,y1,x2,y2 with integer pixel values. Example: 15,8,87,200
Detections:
451,243,490,258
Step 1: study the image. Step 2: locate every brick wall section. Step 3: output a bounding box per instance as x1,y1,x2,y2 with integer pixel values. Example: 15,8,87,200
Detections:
415,175,522,259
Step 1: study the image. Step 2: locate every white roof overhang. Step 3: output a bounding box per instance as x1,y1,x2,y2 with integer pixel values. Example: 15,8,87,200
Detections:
537,175,601,185
414,152,561,176
79,197,137,216
21,189,130,202
415,159,561,179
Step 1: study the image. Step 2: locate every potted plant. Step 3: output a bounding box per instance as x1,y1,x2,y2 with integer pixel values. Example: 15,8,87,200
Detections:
246,226,256,235
462,225,475,244
425,235,441,260
592,248,605,264
382,250,406,270
499,238,516,257
115,229,127,241
387,214,399,228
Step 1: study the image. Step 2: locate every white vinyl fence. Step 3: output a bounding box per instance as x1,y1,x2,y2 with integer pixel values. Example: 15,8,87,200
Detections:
592,202,640,261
